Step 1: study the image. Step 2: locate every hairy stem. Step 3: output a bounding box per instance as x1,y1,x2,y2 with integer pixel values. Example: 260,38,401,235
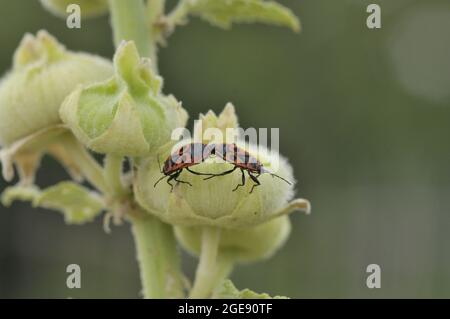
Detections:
131,214,184,298
213,254,234,289
190,226,222,298
103,154,127,198
108,0,183,299
61,135,108,194
166,0,190,29
147,0,166,22
108,0,157,65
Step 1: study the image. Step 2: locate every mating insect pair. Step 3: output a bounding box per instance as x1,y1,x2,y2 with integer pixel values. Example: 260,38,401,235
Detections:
154,143,292,193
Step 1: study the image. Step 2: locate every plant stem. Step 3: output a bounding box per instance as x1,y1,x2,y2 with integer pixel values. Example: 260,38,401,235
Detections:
103,154,127,197
147,0,166,23
213,254,234,289
62,134,108,194
131,214,184,298
166,0,190,29
189,226,222,298
108,0,157,65
108,0,183,299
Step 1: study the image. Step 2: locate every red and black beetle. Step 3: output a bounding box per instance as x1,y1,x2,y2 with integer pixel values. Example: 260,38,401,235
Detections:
154,142,291,193
153,142,214,191
205,143,292,193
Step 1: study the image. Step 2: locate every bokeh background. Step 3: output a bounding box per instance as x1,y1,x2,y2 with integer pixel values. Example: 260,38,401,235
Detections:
1,0,450,298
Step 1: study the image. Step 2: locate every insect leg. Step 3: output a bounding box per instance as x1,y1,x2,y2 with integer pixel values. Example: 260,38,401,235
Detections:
165,171,181,192
248,172,261,194
154,174,168,187
232,168,246,192
166,175,175,192
204,166,238,180
172,169,193,187
185,167,214,176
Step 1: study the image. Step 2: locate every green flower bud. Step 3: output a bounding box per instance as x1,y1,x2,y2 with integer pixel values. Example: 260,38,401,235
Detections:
0,30,113,146
134,105,310,228
40,0,109,18
194,102,239,145
0,31,113,182
60,41,188,157
175,216,291,263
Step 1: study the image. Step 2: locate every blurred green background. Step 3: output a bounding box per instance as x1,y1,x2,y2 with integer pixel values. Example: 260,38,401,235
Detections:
1,0,450,298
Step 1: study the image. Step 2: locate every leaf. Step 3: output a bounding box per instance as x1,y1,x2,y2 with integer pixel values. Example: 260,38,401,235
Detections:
213,279,289,299
33,182,104,224
40,0,109,18
1,185,41,207
184,0,300,31
0,124,67,182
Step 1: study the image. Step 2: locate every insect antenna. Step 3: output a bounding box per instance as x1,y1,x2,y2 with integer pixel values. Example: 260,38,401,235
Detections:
156,155,163,173
153,155,168,187
260,166,292,185
269,173,292,185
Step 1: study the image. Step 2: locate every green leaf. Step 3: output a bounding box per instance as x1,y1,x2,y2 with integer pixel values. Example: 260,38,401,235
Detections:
40,0,109,18
33,182,104,224
0,124,67,182
1,185,41,207
213,279,289,299
184,0,300,31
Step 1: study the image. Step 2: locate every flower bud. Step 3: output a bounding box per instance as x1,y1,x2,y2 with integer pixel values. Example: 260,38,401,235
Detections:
60,41,187,157
134,105,310,228
40,0,109,18
0,31,113,183
175,216,291,263
194,102,239,144
0,30,113,147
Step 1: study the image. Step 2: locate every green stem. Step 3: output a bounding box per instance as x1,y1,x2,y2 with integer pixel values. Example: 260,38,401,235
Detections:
189,226,222,298
166,0,190,29
108,0,157,65
131,214,184,298
147,0,166,22
108,0,184,299
62,135,108,194
213,254,234,290
103,154,127,197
